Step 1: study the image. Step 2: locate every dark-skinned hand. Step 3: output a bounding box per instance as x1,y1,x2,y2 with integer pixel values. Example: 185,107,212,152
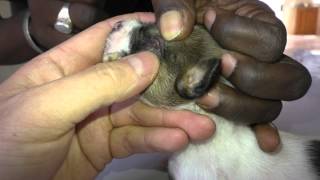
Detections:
151,0,312,152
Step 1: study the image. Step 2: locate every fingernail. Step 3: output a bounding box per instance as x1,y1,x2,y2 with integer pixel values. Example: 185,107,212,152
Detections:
198,91,220,110
160,11,183,41
221,54,237,77
204,9,216,30
193,116,216,140
128,57,145,76
126,52,159,78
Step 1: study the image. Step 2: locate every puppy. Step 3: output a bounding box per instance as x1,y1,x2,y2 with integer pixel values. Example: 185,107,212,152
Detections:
103,20,320,180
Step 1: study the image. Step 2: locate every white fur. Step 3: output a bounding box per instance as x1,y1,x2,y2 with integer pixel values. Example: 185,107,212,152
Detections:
170,103,318,180
103,20,142,62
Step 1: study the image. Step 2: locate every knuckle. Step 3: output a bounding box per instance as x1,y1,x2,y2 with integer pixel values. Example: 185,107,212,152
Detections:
121,128,136,155
143,132,155,151
213,9,286,62
234,63,261,94
111,128,135,158
92,62,135,93
93,63,121,83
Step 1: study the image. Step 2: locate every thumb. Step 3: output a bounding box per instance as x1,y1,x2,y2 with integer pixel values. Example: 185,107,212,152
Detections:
21,51,159,127
152,0,195,41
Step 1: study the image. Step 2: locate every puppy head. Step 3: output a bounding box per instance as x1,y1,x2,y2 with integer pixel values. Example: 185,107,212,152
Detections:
104,20,222,107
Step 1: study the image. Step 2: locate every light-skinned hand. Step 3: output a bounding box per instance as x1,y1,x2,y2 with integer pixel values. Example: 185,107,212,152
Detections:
0,13,214,180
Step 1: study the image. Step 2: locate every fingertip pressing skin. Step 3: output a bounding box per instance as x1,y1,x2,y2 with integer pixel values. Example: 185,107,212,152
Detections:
158,129,190,152
103,51,160,103
189,114,216,141
174,111,216,142
157,110,216,142
110,127,189,158
253,123,281,153
146,128,189,153
130,102,215,141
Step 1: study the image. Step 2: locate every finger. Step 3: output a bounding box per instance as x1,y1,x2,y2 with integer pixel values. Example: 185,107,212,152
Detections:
202,8,216,31
152,0,195,41
197,82,282,125
5,13,155,90
221,53,312,101
233,0,278,24
200,3,286,62
212,13,286,62
76,97,209,170
110,126,189,158
252,123,281,153
110,101,215,141
18,52,159,129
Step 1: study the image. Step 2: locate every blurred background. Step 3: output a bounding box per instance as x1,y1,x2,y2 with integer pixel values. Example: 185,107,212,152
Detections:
0,1,320,179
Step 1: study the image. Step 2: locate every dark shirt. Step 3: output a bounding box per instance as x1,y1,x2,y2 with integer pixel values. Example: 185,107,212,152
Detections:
4,0,153,17
103,0,153,16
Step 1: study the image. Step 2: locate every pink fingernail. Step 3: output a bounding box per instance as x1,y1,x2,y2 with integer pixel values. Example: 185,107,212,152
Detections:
126,52,159,78
128,57,145,76
160,11,183,41
221,54,237,77
204,9,216,30
198,91,220,109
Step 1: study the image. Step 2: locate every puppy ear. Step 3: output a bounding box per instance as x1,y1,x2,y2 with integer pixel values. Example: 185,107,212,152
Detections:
175,58,221,99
